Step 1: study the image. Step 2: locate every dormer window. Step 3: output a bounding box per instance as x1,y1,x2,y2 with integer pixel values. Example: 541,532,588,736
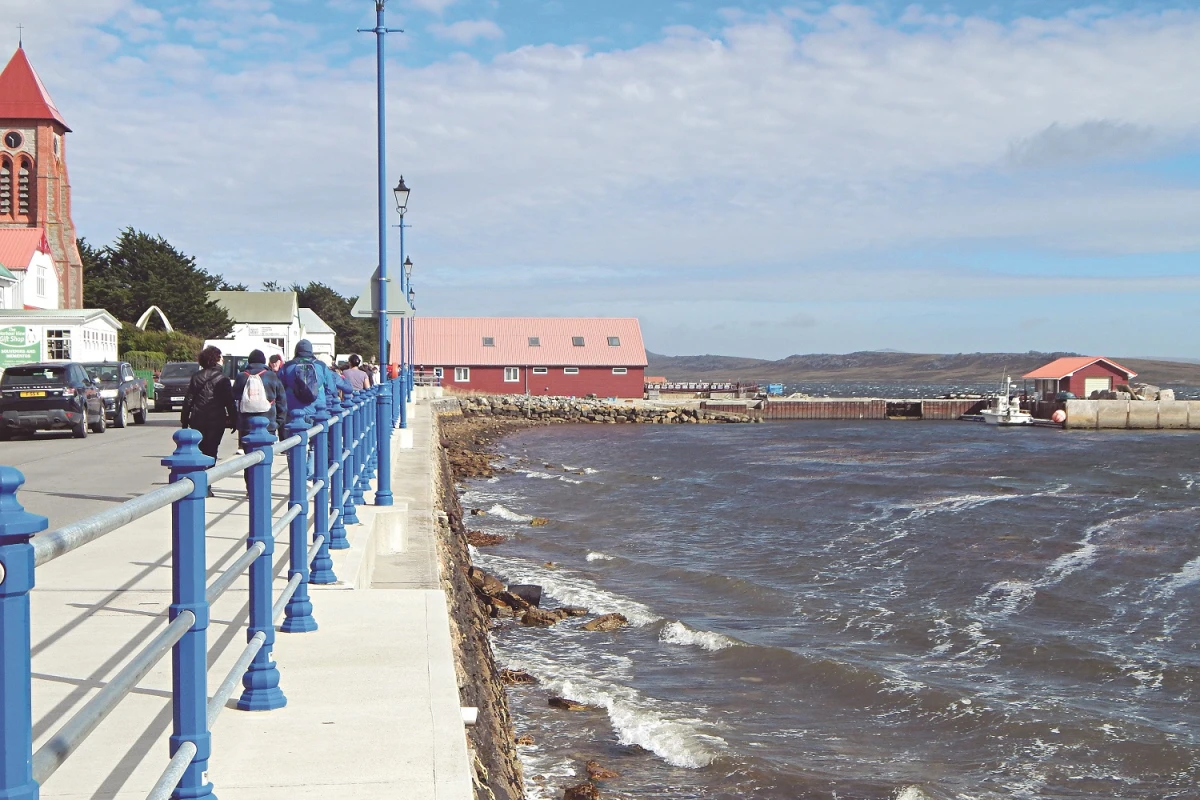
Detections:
482,337,495,347
528,337,540,347
607,336,620,346
572,336,585,347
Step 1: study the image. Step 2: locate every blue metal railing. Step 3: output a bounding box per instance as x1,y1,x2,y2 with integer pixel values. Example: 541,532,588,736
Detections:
0,381,399,799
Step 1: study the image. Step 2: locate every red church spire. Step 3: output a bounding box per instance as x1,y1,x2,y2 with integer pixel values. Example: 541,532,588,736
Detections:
0,47,70,131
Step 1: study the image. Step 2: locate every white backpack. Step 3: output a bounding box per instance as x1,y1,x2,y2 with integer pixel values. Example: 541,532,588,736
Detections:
240,370,272,414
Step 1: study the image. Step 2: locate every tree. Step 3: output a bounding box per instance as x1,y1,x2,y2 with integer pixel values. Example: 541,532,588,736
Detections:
83,229,234,339
263,280,378,360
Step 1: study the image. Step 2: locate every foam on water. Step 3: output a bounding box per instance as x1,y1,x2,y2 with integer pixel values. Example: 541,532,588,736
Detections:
586,552,614,562
975,580,1038,618
476,551,660,626
1155,554,1200,598
488,503,534,522
659,621,738,651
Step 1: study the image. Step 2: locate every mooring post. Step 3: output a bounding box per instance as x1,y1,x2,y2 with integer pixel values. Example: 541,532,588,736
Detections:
309,403,336,584
281,409,317,633
238,416,285,711
0,467,48,800
161,429,216,799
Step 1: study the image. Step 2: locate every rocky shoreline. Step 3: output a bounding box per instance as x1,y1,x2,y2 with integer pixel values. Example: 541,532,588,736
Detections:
457,394,759,424
435,402,637,800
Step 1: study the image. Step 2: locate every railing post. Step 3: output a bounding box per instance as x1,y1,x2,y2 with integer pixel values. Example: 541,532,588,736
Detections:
327,394,349,549
341,396,360,526
365,386,378,481
375,379,393,506
309,404,336,584
281,409,317,633
161,429,216,800
352,393,370,504
0,467,48,800
399,369,408,429
237,416,286,711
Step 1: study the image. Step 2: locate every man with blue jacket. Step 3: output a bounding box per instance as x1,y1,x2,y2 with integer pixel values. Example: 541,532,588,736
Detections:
279,339,326,425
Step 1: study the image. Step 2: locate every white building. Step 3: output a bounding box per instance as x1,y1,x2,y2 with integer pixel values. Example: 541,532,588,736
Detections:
298,307,336,357
0,228,60,310
0,309,120,370
208,291,302,356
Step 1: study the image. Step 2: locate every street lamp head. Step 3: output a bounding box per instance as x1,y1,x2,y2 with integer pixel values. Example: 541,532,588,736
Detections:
393,176,410,214
403,256,413,279
408,287,416,306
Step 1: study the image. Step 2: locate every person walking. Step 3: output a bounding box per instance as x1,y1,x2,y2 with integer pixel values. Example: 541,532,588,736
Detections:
343,354,372,391
268,353,283,373
181,346,238,487
233,348,287,445
278,339,326,425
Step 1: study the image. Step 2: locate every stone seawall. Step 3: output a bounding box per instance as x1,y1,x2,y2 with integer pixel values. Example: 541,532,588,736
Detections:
457,395,758,424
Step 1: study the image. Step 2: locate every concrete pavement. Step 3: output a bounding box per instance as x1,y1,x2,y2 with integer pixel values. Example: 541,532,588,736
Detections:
15,396,474,799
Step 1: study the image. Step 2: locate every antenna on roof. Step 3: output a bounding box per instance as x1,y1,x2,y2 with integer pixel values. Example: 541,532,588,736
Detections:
17,23,23,48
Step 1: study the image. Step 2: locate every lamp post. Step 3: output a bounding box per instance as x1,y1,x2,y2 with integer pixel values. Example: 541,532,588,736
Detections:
393,179,411,429
359,0,402,507
403,255,414,411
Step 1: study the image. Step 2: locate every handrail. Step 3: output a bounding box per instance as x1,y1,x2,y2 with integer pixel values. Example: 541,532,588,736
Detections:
32,610,196,783
206,540,266,604
0,382,399,798
32,479,195,566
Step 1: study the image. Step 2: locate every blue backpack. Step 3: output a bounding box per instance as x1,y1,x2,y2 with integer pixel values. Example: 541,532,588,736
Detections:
291,360,320,404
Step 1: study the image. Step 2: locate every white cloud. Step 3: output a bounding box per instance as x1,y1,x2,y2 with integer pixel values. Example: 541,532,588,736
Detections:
406,0,461,15
19,3,1200,355
428,19,504,44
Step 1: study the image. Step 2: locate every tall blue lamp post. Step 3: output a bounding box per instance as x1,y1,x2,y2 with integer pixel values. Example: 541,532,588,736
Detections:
393,179,410,429
360,0,401,506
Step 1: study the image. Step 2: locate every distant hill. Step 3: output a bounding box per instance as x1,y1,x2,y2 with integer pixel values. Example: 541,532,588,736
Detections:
645,351,1200,386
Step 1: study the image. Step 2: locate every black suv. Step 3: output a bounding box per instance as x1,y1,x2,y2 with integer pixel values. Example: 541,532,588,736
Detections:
154,361,201,412
82,361,149,428
0,362,106,439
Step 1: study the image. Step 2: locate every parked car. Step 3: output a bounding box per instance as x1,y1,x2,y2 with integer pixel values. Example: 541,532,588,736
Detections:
0,362,106,439
81,361,149,428
153,361,201,412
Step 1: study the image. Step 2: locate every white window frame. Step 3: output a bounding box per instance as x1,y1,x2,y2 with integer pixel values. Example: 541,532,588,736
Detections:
612,368,628,375
564,367,579,375
454,367,470,382
532,367,548,375
503,367,520,382
36,266,46,297
433,367,444,379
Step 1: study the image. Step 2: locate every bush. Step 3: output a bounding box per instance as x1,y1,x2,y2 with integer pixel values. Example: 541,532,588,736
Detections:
122,350,168,371
120,328,204,362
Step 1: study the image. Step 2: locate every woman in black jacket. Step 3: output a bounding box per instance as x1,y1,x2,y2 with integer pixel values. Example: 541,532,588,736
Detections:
181,346,238,467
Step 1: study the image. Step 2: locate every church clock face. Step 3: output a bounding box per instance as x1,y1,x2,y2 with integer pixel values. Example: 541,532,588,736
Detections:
3,131,21,148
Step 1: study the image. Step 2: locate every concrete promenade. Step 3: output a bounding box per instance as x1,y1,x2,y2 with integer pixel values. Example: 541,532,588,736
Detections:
26,397,474,798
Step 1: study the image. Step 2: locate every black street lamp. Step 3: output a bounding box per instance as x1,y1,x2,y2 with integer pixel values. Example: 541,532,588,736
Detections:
393,176,410,215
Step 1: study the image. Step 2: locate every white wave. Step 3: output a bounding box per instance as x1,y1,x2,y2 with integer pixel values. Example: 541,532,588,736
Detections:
475,551,660,626
659,621,738,651
558,476,582,485
561,464,580,471
975,580,1037,618
488,504,533,522
521,470,559,480
1040,541,1099,586
486,476,500,483
893,787,935,800
651,476,662,481
586,552,614,562
583,468,599,475
1156,554,1200,598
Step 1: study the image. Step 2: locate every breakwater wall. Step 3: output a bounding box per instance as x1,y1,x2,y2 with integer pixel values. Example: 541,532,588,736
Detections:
457,395,757,423
1064,399,1200,430
749,398,987,421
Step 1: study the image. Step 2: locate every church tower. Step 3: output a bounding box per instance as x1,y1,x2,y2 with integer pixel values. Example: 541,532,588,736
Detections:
0,46,84,308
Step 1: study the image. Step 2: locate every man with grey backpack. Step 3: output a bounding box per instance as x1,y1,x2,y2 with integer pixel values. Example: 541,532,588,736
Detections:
234,349,287,448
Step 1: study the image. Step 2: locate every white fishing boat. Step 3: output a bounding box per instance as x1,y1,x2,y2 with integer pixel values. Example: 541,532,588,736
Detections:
980,377,1033,426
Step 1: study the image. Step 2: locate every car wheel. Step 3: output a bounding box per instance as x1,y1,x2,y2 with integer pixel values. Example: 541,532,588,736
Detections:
133,399,148,424
73,415,88,439
113,400,129,428
90,406,106,433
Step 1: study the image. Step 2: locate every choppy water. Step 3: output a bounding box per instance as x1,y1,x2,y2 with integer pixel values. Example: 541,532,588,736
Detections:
462,421,1200,799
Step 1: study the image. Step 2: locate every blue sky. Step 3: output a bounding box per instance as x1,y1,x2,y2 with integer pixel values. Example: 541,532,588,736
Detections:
9,0,1200,358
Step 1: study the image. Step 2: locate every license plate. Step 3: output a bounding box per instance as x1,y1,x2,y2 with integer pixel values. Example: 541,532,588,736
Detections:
19,391,45,398
172,396,184,402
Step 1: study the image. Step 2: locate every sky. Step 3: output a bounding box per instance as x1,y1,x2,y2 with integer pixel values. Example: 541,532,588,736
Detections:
5,0,1200,359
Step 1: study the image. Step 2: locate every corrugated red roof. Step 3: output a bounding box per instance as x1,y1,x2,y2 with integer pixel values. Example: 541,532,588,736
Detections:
0,228,49,270
0,47,69,130
414,318,648,367
1023,356,1137,380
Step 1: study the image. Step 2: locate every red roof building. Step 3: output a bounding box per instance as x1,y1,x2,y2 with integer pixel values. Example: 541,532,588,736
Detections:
0,47,83,308
1023,356,1137,400
401,317,648,398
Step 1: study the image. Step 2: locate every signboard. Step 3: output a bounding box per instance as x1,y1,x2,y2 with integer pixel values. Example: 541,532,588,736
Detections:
0,326,41,369
351,267,413,319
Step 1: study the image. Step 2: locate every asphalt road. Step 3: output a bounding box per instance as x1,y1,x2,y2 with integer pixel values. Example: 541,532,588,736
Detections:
0,409,243,530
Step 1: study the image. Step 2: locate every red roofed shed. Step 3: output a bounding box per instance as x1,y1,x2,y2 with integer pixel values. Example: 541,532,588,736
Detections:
401,317,648,398
1023,356,1137,400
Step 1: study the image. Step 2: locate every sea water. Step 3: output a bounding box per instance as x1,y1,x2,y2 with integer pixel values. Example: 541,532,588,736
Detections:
462,421,1199,799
